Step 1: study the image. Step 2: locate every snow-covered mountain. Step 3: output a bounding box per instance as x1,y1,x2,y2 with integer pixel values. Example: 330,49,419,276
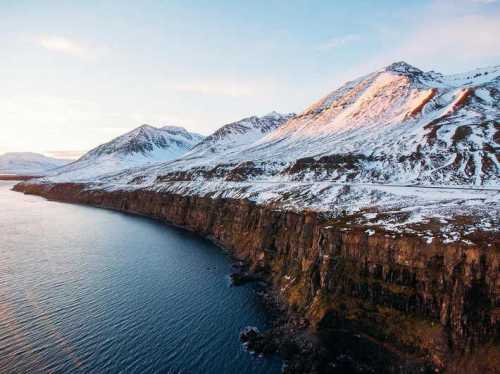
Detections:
36,62,500,188
21,63,500,241
253,61,500,186
80,125,203,161
0,152,69,175
188,111,294,155
47,124,204,181
108,112,295,181
173,112,294,169
128,61,499,186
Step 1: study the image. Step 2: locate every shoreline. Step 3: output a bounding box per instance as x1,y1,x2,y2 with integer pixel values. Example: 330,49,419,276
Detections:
13,181,499,373
0,175,41,181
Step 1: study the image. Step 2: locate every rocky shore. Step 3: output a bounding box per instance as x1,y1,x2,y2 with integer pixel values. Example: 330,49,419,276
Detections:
13,181,500,373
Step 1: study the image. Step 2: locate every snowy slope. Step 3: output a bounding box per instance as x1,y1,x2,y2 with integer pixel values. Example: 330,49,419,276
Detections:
129,62,499,186
178,112,295,164
0,152,69,175
47,124,204,181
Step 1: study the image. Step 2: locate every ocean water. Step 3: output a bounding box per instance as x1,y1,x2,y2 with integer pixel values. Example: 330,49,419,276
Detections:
0,181,281,373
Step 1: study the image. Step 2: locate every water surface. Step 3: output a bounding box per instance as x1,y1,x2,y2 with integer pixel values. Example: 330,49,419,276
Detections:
0,181,281,373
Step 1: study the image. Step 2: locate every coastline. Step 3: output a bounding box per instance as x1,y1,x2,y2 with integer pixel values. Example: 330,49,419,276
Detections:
0,175,41,181
13,181,500,373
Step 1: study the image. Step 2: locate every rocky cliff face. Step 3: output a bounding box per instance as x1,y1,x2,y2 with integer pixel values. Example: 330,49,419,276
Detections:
13,182,499,373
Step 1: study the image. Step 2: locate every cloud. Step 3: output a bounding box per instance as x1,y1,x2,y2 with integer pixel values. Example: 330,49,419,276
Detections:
317,3,500,97
318,35,360,51
35,36,100,59
397,14,500,65
45,150,85,159
175,82,255,97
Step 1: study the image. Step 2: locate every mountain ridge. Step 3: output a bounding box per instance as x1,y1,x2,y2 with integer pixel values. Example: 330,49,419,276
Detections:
184,111,295,158
47,124,205,182
141,61,498,186
34,61,499,187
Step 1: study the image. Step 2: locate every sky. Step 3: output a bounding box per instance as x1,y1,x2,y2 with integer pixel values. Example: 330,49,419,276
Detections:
1,0,499,158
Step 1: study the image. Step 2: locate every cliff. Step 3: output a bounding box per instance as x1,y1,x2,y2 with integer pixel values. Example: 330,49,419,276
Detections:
13,182,500,373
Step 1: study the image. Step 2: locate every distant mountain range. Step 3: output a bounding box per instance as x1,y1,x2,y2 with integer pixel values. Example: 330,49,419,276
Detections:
86,61,497,187
0,152,69,175
23,61,500,188
5,112,295,180
45,113,294,182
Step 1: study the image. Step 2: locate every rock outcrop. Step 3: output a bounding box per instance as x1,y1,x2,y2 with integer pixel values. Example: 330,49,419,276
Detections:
13,182,500,373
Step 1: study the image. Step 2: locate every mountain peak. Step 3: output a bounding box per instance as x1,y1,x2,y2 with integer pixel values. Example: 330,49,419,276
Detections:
384,61,422,75
123,124,158,138
263,111,295,121
46,123,205,181
187,112,293,156
136,124,155,129
78,123,204,162
161,125,189,133
133,124,156,132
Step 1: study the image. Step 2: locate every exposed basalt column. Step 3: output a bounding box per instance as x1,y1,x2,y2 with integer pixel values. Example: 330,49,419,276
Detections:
13,182,500,371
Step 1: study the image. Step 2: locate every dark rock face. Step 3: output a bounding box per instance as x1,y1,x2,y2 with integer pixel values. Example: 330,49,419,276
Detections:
230,271,259,286
13,182,500,372
240,326,278,356
282,154,372,181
